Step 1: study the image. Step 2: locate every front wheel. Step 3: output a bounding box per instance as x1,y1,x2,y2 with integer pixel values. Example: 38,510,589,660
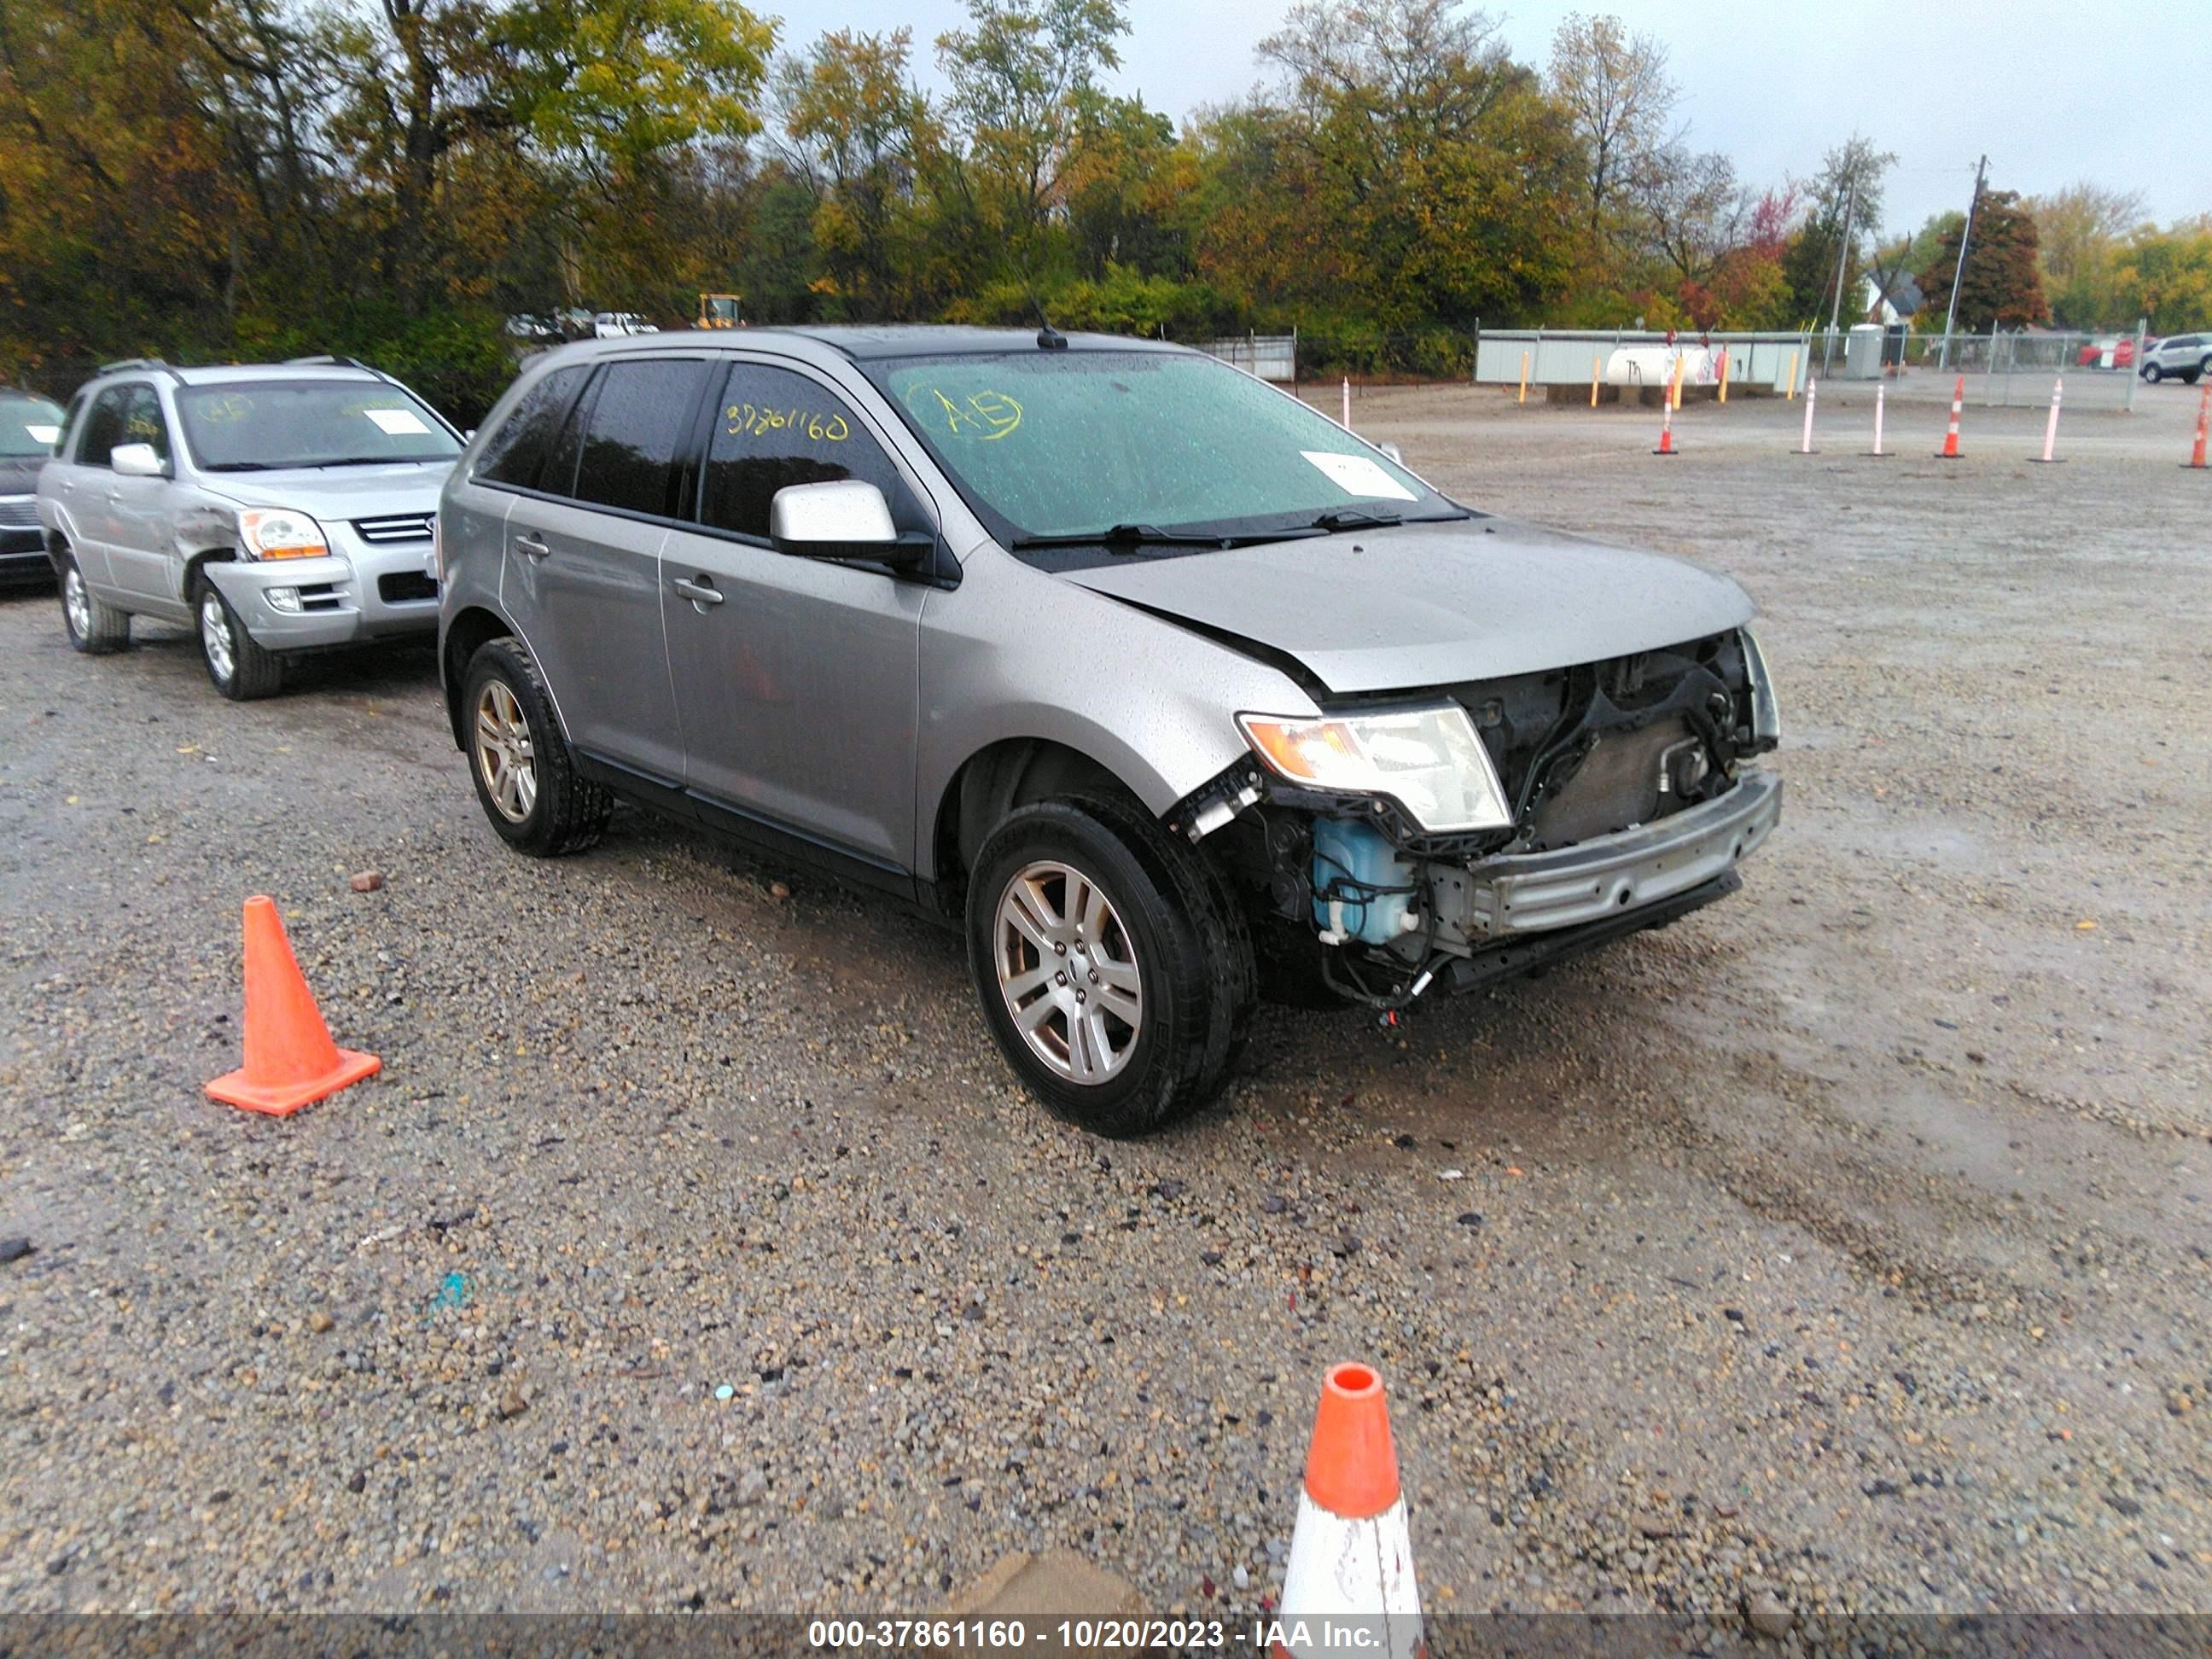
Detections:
58,551,131,654
966,795,1253,1138
461,636,612,856
2144,364,2163,383
194,573,284,700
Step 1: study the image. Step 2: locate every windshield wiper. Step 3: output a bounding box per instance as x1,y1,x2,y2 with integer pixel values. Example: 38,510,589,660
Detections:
1307,508,1402,532
1010,522,1232,551
200,461,281,472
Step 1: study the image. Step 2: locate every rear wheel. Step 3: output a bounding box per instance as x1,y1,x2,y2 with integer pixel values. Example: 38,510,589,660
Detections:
966,795,1252,1138
58,551,131,654
194,573,284,700
462,636,612,856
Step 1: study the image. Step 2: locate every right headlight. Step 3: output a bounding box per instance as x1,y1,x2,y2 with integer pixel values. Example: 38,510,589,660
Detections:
236,507,329,561
1238,703,1513,832
1738,625,1782,743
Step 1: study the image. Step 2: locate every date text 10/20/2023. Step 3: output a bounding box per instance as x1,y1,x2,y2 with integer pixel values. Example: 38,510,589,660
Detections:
807,1618,1406,1650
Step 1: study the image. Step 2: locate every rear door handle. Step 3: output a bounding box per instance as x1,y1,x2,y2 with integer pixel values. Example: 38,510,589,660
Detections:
514,533,550,560
672,576,724,608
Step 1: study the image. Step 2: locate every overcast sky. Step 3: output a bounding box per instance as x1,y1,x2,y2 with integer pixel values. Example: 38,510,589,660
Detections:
796,0,2207,235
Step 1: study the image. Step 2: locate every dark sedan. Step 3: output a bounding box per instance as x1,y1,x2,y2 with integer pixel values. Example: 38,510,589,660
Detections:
1,388,66,582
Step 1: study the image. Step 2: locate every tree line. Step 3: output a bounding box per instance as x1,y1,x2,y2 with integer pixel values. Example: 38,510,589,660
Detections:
2,0,2205,420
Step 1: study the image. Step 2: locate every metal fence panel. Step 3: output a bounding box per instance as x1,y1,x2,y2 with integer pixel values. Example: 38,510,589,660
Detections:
1196,334,1297,381
1475,329,1813,394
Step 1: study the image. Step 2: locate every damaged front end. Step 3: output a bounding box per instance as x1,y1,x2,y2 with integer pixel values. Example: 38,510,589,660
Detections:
1174,627,1783,1010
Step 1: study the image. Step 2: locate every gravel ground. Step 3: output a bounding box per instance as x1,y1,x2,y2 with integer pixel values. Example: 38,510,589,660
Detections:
1,386,2207,1632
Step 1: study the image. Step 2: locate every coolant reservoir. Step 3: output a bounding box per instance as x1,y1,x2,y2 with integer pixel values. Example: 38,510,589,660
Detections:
1312,818,1420,946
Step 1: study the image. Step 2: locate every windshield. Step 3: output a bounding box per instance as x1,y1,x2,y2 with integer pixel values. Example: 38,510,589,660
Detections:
1,393,66,459
176,380,461,471
862,350,1463,547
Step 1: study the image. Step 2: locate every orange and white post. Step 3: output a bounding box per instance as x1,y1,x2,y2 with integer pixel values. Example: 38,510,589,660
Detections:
1936,374,1965,459
1798,376,1818,454
1341,378,1352,431
1785,348,1800,401
1716,346,1730,405
2034,375,2063,463
2187,382,2209,470
1868,381,1890,457
1271,1363,1423,1659
1517,350,1530,405
1590,353,1601,408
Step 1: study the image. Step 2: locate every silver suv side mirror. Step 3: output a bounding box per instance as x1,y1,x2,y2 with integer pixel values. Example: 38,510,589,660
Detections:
769,480,928,571
111,442,166,478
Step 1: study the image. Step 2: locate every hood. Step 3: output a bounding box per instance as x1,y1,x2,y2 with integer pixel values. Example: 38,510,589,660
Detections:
0,456,47,495
199,459,455,521
1058,518,1755,695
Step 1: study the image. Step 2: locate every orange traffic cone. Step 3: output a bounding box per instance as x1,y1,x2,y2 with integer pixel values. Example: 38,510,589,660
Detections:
1270,1364,1423,1659
2187,382,2209,470
207,896,381,1116
1653,396,1677,457
1936,374,1965,458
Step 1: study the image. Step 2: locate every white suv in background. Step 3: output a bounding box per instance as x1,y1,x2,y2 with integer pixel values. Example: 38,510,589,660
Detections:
37,356,463,699
2139,334,2209,383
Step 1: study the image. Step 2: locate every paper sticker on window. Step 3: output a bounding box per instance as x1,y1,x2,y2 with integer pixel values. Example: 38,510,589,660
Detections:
364,407,431,436
26,424,60,444
1301,451,1417,502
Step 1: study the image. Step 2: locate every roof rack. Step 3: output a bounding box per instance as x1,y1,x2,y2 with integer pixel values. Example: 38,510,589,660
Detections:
96,358,173,376
284,354,372,370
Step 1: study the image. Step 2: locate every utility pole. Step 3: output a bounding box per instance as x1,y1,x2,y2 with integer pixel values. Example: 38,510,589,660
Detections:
1938,154,1987,373
1825,177,1858,375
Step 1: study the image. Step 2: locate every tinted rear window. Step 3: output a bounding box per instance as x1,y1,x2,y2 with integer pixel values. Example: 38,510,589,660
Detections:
475,364,589,488
572,359,709,517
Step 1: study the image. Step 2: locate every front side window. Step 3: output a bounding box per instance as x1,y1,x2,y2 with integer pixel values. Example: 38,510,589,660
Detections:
475,364,590,489
0,393,66,457
860,350,1461,549
571,358,711,517
76,387,131,467
700,362,916,539
174,380,459,472
121,386,171,463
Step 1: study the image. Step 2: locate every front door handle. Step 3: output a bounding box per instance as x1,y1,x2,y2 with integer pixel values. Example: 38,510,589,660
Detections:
672,576,724,608
513,533,550,560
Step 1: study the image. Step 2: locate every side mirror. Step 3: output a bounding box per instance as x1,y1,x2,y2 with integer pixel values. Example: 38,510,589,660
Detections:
1376,441,1406,465
111,442,166,478
769,480,928,570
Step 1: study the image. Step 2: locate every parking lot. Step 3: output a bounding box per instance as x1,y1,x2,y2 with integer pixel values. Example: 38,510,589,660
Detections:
2,382,2207,1624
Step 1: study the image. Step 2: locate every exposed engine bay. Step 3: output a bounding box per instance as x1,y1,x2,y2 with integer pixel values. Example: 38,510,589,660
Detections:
1181,628,1783,1010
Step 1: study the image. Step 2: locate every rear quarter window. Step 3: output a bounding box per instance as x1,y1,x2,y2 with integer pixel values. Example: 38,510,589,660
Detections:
475,365,590,488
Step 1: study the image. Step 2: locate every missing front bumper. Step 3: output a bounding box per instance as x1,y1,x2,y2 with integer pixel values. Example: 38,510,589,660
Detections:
1437,768,1782,943
1438,870,1741,995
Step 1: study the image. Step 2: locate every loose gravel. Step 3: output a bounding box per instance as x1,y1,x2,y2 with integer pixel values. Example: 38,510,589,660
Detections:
1,386,2206,1630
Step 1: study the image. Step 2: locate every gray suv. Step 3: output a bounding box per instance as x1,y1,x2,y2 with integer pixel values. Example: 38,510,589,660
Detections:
38,358,461,697
2139,334,2209,384
437,327,1782,1135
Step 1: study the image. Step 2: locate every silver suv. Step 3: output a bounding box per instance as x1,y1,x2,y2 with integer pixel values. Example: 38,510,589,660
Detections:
38,357,462,698
437,327,1783,1135
2139,334,2209,384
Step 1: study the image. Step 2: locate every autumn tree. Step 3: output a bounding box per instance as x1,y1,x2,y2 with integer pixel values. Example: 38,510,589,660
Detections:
1918,189,2050,332
1782,135,1894,325
2026,180,2146,326
1547,11,1675,259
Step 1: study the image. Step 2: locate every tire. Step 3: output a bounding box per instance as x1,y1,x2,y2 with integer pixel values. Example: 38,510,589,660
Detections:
57,550,131,655
193,572,284,700
461,636,612,856
2144,364,2163,383
966,794,1254,1138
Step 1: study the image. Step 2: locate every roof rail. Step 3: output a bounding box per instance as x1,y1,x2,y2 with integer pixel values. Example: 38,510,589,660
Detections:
285,353,374,370
96,358,173,376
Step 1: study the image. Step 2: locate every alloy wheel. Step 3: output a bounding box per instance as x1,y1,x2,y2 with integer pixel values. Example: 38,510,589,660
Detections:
63,565,91,641
199,591,236,684
474,679,538,823
993,859,1143,1084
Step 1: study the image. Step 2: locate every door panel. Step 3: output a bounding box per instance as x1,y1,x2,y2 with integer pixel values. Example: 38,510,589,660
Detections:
105,386,180,607
663,358,932,871
661,527,926,869
504,493,683,784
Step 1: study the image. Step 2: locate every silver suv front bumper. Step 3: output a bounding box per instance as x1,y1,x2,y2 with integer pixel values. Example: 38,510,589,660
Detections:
201,540,439,649
1439,769,1782,942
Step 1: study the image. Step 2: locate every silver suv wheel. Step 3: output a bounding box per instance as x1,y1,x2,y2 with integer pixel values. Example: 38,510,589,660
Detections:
993,859,1144,1084
64,564,92,639
474,679,538,823
199,591,236,684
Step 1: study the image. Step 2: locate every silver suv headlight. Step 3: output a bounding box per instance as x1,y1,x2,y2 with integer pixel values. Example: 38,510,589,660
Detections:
1739,625,1782,742
1238,704,1513,832
236,507,329,561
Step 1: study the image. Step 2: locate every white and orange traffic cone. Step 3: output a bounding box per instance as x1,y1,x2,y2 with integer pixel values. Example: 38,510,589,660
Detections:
1270,1363,1422,1659
2032,375,2064,463
1796,376,1818,454
1866,381,1892,457
1653,395,1677,457
2187,382,2209,470
1936,374,1965,458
